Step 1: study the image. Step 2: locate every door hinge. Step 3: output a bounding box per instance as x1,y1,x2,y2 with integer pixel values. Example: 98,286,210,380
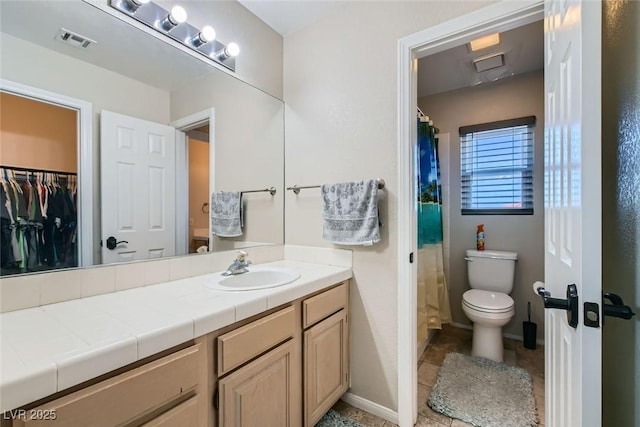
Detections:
409,252,414,263
213,388,219,410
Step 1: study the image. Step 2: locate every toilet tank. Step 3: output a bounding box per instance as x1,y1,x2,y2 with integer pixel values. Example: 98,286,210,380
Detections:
465,249,518,293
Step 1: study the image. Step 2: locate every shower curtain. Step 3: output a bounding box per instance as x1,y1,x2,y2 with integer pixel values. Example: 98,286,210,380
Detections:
417,117,451,345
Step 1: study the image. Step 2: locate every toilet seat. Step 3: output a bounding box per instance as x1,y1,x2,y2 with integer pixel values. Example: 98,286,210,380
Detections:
462,289,514,314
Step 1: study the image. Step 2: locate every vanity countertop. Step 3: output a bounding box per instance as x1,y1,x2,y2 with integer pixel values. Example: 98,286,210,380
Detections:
0,260,352,413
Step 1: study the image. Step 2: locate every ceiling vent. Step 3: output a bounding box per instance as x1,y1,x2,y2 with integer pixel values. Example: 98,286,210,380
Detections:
473,53,505,72
56,28,96,49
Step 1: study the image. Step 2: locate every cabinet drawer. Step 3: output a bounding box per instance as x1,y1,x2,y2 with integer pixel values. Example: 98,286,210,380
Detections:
218,306,295,376
14,344,201,427
302,282,348,329
141,396,199,427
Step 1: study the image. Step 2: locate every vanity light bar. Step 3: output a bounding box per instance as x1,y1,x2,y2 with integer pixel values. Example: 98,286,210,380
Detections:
109,0,238,72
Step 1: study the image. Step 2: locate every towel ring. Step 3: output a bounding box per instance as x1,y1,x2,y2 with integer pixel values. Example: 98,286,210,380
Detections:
201,202,209,214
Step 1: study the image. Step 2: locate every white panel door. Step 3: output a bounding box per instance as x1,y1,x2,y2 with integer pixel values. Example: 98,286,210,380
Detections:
101,110,176,264
544,0,601,425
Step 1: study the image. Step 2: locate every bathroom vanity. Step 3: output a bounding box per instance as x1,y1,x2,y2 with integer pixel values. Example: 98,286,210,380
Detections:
0,254,351,427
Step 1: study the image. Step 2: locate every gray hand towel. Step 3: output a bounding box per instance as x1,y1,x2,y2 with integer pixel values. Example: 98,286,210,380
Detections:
322,179,381,246
211,191,243,237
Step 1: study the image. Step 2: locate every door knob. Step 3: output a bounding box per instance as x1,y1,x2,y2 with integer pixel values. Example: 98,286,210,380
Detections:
603,292,636,320
105,236,128,250
534,282,579,329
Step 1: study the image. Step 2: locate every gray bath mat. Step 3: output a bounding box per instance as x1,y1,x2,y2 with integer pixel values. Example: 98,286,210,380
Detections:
315,409,364,427
428,352,537,427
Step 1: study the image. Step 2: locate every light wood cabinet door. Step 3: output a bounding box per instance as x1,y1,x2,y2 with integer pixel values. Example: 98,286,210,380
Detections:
304,310,349,427
218,340,298,427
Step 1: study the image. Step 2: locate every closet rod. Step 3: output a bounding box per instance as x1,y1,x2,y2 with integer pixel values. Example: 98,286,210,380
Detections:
287,179,385,195
0,165,77,175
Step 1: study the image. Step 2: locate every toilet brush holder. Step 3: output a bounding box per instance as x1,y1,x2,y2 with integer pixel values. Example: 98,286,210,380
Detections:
523,301,537,350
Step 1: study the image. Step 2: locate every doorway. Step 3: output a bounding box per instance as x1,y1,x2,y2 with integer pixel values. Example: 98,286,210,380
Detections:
396,2,544,426
0,79,93,272
171,108,215,254
185,125,211,254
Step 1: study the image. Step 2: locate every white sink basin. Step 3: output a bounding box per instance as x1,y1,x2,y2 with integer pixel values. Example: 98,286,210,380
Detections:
205,267,300,291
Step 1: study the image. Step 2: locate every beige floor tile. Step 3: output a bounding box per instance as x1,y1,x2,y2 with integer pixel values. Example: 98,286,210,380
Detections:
533,374,545,397
330,400,386,426
414,415,451,426
352,411,386,427
417,361,440,386
450,420,474,427
332,399,362,419
422,345,450,366
504,337,517,350
535,392,545,425
420,403,454,426
516,342,545,378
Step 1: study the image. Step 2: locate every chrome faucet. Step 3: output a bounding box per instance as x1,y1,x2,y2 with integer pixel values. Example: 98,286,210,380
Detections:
222,251,252,276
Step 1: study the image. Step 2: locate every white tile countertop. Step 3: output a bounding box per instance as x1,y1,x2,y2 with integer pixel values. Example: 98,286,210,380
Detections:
0,259,352,413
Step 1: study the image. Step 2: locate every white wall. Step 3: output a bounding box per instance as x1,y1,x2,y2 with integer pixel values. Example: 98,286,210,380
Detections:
155,0,283,99
419,70,545,339
0,33,171,264
283,0,496,412
170,72,285,250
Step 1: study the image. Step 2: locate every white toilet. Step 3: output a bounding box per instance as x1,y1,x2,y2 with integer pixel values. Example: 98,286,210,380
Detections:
462,249,518,362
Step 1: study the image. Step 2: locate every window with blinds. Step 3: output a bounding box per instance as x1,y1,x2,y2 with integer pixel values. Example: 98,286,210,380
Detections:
460,116,535,215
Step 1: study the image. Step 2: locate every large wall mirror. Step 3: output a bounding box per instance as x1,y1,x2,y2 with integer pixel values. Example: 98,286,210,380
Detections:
0,0,284,276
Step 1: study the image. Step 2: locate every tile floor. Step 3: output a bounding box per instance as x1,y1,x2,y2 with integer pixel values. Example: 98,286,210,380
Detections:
331,324,545,426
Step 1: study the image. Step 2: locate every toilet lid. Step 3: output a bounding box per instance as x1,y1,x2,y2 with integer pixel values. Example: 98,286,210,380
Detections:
463,289,514,313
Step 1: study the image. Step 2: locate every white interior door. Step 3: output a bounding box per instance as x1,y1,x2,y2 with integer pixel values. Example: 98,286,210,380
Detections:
100,110,176,264
544,0,601,425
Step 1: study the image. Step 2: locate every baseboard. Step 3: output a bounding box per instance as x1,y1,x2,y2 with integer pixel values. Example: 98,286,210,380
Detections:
450,322,545,346
340,392,398,424
450,321,473,331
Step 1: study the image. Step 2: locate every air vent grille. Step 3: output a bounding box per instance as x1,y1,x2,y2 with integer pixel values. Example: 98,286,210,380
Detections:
56,28,96,49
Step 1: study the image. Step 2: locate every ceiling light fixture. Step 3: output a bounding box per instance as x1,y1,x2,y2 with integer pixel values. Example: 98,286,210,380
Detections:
468,33,500,52
473,53,505,72
109,0,239,71
190,25,216,48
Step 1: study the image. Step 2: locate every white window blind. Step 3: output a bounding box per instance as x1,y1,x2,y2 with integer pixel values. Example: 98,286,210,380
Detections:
460,116,535,215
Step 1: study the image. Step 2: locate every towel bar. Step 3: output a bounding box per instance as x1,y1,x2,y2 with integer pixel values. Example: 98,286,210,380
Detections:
287,179,385,195
241,187,277,196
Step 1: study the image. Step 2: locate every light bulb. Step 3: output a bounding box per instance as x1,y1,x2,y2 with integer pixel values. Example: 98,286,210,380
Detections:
170,6,187,24
190,25,216,47
124,0,149,12
215,42,240,62
226,42,240,57
201,26,216,42
159,5,187,31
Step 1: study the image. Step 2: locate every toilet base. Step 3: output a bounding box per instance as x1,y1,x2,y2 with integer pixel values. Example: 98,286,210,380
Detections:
471,324,504,362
